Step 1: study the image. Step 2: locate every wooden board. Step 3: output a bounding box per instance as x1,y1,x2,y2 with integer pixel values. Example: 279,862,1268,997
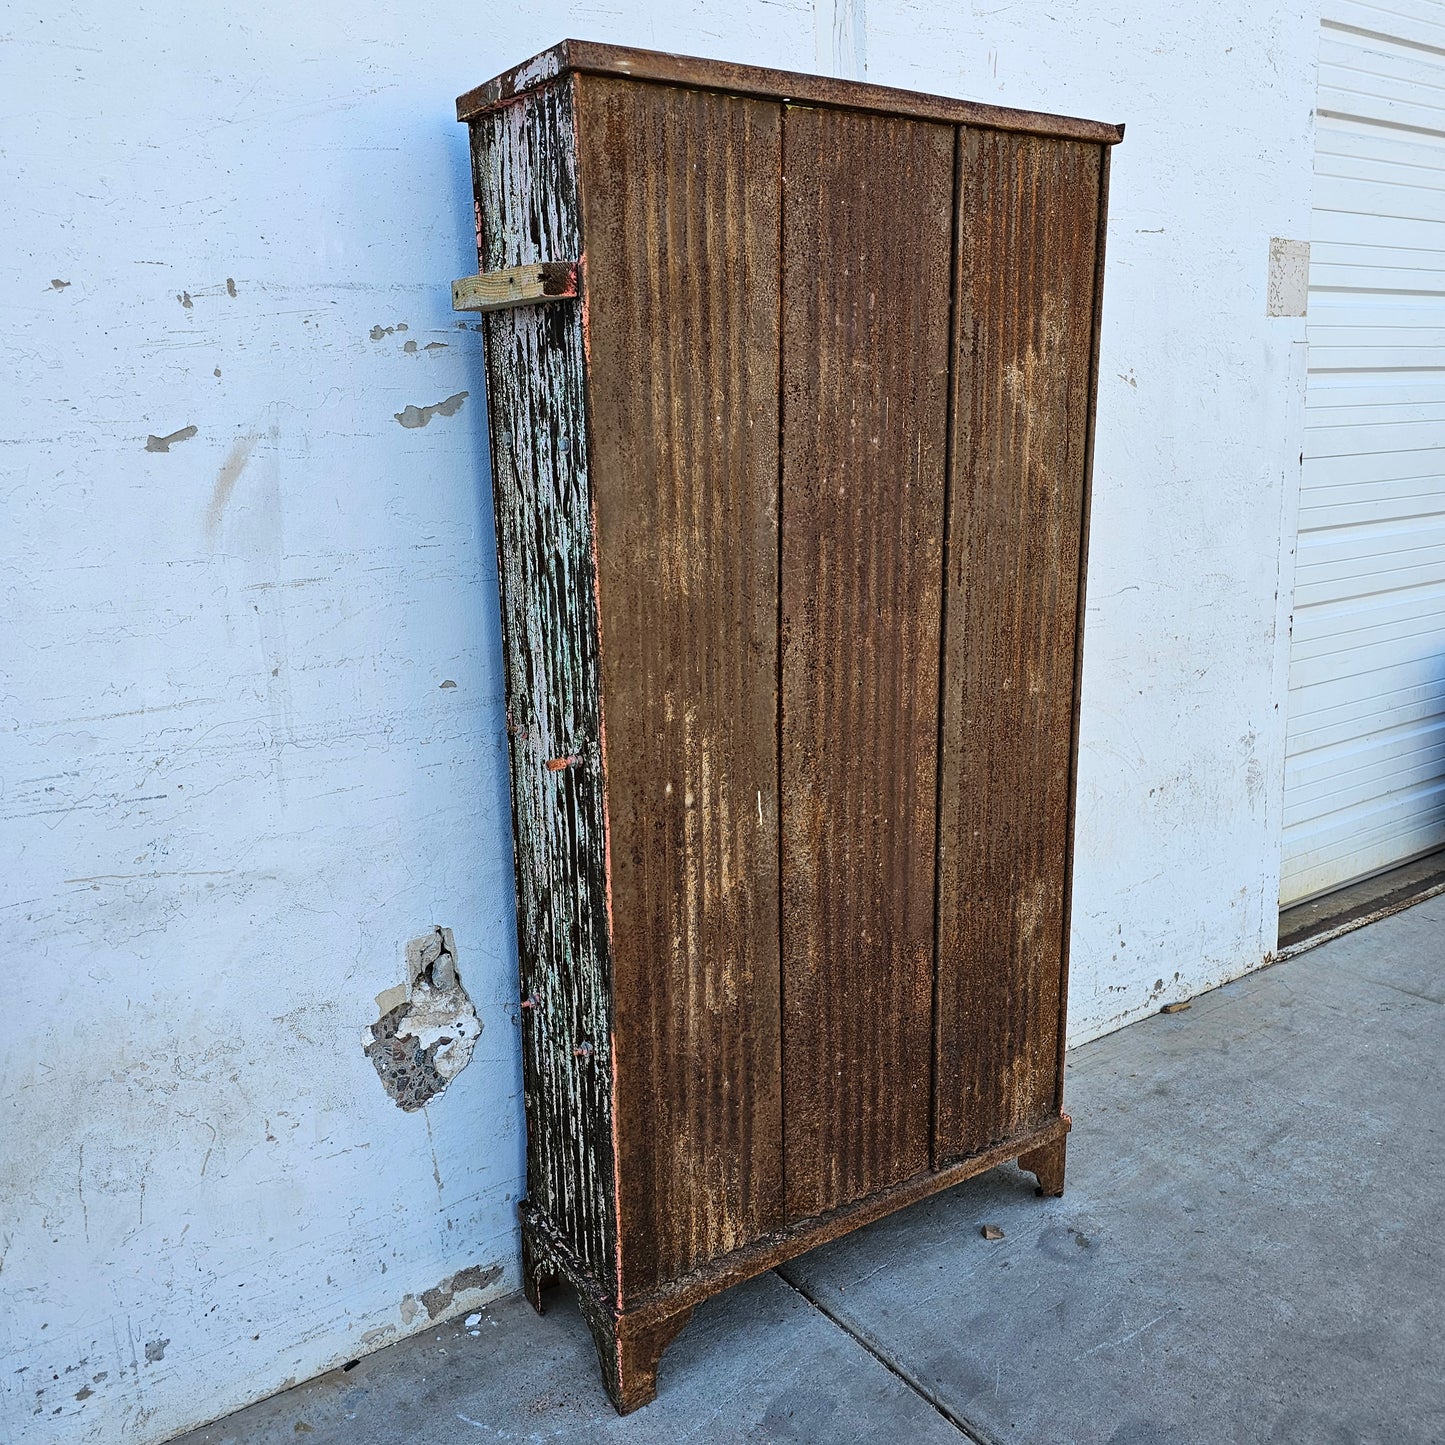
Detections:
779,107,954,1220
932,129,1103,1164
453,262,578,313
574,75,784,1299
470,80,617,1289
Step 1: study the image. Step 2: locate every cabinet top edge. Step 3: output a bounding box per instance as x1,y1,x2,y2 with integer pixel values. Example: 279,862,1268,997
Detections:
455,39,1125,146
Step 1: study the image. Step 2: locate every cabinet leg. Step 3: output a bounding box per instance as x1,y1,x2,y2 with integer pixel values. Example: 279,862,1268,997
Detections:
587,1304,695,1415
516,1203,692,1412
1019,1135,1067,1197
520,1220,560,1316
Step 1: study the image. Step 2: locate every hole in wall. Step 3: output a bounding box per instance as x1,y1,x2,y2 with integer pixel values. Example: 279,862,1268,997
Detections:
364,927,481,1111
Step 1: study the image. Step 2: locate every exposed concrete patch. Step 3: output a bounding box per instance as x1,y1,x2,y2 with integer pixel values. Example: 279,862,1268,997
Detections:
226,277,237,297
394,391,468,429
145,425,198,453
50,278,70,290
144,1339,169,1363
364,928,481,1111
369,322,408,340
419,1262,503,1320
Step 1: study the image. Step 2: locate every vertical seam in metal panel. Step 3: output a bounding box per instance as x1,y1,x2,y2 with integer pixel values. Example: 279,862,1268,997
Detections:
1053,142,1112,1112
775,100,789,1223
929,123,964,1171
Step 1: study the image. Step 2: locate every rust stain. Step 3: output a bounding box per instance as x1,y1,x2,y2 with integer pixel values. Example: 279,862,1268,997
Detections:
205,432,260,538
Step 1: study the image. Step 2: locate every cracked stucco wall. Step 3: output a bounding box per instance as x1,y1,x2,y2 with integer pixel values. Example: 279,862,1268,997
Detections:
1,2,1316,1442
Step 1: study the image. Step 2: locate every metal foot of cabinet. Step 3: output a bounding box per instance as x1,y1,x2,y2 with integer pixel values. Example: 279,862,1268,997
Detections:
454,41,1122,1414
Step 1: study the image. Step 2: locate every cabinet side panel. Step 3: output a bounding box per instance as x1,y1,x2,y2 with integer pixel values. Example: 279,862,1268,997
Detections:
574,76,783,1298
933,131,1102,1163
780,108,953,1220
472,81,617,1289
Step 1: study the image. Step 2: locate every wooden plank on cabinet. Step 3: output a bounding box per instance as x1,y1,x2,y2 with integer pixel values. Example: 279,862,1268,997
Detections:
933,129,1102,1164
780,106,954,1221
573,74,785,1299
470,79,618,1290
452,261,579,313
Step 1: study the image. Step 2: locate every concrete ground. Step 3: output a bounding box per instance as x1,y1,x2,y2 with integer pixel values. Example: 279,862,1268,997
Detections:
175,895,1445,1445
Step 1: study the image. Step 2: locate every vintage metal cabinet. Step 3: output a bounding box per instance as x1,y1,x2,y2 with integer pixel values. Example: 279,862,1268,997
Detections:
455,41,1122,1412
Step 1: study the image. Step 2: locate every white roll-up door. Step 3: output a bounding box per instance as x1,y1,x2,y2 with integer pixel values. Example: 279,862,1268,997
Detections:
1282,0,1445,906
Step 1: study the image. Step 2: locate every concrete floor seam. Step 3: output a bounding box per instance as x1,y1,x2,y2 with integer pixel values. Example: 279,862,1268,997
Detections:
771,1266,1001,1445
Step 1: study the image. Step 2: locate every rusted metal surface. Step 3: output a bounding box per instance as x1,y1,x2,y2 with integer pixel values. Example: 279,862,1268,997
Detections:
457,38,1126,147
520,1202,695,1414
462,50,1119,1414
1018,1117,1070,1197
574,74,785,1299
470,78,617,1293
520,1113,1071,1334
780,106,953,1220
1054,147,1113,1114
932,129,1103,1164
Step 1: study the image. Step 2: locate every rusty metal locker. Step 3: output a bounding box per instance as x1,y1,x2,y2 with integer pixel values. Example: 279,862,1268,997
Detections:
453,40,1122,1412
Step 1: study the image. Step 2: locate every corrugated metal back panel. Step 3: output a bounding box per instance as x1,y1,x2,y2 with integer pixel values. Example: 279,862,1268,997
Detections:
1282,0,1445,905
574,75,785,1299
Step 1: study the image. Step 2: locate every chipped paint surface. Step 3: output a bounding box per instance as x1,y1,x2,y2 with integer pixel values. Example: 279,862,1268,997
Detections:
144,424,199,452
393,390,469,428
2,1,1318,1443
418,1261,504,1319
473,76,620,1295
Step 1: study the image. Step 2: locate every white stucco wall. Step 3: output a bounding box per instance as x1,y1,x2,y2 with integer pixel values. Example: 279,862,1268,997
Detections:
0,3,1316,1441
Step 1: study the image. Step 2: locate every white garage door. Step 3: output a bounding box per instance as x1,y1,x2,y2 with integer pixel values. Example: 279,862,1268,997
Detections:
1282,0,1445,907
